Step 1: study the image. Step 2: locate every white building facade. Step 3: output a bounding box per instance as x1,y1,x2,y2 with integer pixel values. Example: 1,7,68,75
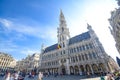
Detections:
40,11,119,75
15,53,40,72
0,52,16,72
109,0,120,55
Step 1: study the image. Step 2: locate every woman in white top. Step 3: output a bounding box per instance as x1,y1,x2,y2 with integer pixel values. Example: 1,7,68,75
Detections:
38,72,43,80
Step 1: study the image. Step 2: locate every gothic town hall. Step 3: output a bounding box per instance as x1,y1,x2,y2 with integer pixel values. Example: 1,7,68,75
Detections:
39,10,119,75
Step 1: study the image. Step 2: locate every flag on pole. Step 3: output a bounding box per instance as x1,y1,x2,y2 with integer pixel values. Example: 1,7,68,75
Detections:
57,44,61,49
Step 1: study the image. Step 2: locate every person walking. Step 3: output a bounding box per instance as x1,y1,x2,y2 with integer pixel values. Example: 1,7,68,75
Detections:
38,72,43,80
10,73,14,80
106,72,114,80
4,72,10,80
14,71,19,80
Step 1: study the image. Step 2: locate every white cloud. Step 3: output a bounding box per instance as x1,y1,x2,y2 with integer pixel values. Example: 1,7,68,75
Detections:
65,0,120,60
0,18,12,28
0,40,18,52
20,48,40,55
0,18,57,41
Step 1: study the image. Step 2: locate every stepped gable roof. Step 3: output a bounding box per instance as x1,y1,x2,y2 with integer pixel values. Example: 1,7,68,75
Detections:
44,31,91,53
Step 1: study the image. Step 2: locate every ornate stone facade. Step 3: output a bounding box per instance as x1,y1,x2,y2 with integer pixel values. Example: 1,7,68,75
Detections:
15,53,39,72
39,11,119,75
109,0,120,55
0,52,16,71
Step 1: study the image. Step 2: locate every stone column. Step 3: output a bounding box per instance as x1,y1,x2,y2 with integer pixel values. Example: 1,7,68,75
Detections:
79,66,82,75
69,58,71,64
66,58,70,75
106,62,111,72
90,65,94,75
87,54,90,60
77,55,79,62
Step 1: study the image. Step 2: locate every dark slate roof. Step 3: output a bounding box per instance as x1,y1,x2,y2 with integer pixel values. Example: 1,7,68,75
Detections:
69,32,91,45
43,31,91,53
44,44,58,53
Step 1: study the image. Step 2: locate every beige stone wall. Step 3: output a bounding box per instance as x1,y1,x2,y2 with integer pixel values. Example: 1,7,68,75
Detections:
0,52,15,71
15,53,40,72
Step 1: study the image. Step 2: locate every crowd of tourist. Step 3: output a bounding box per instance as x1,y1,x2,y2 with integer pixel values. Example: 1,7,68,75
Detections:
3,70,26,80
0,70,43,80
0,69,120,80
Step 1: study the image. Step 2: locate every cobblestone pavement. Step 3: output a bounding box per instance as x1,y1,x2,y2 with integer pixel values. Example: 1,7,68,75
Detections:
0,75,107,80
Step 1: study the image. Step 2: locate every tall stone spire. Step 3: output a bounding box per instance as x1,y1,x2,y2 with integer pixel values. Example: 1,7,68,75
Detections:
57,10,70,48
59,9,67,28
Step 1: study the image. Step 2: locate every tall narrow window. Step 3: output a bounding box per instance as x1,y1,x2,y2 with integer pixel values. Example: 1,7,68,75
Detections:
86,44,89,49
85,54,88,60
79,55,81,61
89,53,92,59
82,55,84,61
77,47,79,52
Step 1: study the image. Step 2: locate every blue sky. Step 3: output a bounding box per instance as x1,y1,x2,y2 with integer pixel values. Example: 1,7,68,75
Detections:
0,0,119,60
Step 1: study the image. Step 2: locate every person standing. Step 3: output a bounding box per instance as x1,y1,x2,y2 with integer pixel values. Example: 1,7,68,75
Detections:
38,72,43,80
14,71,19,80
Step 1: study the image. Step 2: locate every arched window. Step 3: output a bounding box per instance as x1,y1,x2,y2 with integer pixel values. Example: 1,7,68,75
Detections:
63,42,65,47
93,52,96,59
77,47,79,52
63,50,65,54
79,46,82,51
76,56,78,62
89,43,93,49
78,55,81,61
82,55,84,61
82,45,85,50
86,44,89,49
89,53,92,59
62,27,64,32
74,48,76,53
85,54,88,60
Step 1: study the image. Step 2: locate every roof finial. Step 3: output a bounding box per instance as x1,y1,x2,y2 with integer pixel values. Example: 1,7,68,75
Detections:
87,23,93,32
60,9,64,18
60,9,62,14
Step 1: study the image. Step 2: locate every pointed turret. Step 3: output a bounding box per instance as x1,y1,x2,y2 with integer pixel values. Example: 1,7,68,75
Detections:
87,23,93,31
41,43,45,53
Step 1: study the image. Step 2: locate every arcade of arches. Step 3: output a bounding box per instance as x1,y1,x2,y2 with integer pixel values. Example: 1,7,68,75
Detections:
44,63,109,75
70,63,106,75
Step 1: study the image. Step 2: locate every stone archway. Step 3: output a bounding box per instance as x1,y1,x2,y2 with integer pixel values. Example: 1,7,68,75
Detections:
92,64,98,74
61,64,66,75
85,64,92,74
80,65,85,75
74,65,79,75
99,63,106,73
70,66,74,75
